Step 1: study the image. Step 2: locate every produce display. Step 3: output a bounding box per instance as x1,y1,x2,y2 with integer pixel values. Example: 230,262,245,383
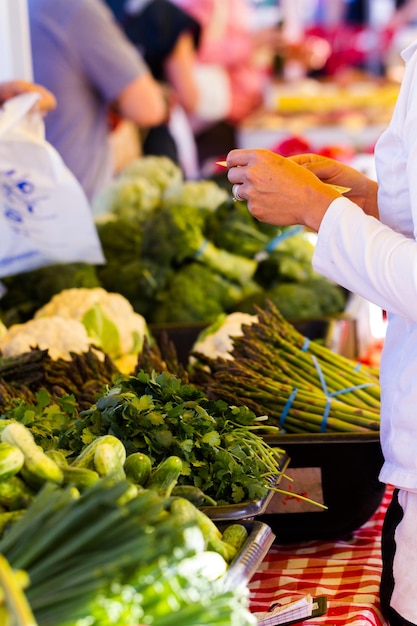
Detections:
189,302,380,434
0,365,286,623
0,152,377,622
0,156,347,327
0,477,257,625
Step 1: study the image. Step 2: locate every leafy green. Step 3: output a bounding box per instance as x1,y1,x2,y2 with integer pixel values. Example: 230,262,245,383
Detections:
1,390,78,451
82,303,121,359
64,371,283,505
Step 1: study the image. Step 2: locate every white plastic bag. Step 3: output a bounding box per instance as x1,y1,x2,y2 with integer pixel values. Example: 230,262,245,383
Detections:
0,92,104,278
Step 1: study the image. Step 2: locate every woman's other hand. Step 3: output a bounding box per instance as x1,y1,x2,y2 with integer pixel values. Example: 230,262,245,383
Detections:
0,80,57,113
291,153,379,219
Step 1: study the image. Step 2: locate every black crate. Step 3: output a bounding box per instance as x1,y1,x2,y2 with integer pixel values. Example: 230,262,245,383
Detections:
258,432,385,543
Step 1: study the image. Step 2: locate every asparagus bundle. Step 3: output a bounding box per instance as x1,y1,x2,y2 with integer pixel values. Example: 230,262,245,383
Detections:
190,301,380,434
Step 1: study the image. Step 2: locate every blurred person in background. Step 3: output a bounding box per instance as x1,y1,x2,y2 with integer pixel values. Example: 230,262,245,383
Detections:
28,0,168,202
104,0,202,177
172,0,330,171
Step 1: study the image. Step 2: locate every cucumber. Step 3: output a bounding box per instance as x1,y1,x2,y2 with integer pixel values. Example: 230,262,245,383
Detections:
221,523,249,553
1,423,63,485
46,451,99,490
0,476,34,511
0,442,25,481
171,485,217,507
145,456,183,497
168,496,206,553
72,435,126,470
124,452,152,486
193,506,237,563
94,442,126,481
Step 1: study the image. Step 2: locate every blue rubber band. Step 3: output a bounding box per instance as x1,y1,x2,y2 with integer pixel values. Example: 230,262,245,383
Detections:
265,225,304,253
195,239,208,258
280,387,298,428
310,354,375,432
321,401,331,432
301,337,311,352
354,362,362,372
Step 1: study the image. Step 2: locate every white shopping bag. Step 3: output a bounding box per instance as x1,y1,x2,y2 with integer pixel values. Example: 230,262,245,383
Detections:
0,92,105,278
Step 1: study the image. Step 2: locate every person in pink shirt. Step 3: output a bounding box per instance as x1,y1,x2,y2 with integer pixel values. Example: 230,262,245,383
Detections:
172,0,271,126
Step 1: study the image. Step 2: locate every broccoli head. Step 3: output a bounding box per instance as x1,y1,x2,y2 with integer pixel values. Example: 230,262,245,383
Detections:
141,204,257,284
150,262,260,324
96,217,173,318
255,229,318,288
265,283,323,319
304,277,348,316
205,199,280,259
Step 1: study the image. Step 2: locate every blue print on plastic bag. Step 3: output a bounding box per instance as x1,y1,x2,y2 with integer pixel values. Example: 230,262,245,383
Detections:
1,168,52,235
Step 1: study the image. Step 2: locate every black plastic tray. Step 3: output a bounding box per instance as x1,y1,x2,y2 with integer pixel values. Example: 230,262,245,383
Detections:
258,432,385,542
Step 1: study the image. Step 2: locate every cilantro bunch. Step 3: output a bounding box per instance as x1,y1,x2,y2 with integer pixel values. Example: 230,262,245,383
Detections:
64,372,283,505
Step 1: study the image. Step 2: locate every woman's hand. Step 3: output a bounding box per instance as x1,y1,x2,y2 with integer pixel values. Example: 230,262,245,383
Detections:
226,148,342,232
291,153,379,219
0,80,56,114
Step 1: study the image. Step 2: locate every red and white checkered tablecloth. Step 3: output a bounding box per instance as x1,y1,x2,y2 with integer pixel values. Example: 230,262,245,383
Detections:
249,485,394,626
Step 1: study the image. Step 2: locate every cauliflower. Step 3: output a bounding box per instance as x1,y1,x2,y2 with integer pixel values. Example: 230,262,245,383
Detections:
34,288,149,367
119,155,183,192
92,176,161,221
161,180,228,212
0,316,94,360
191,312,258,361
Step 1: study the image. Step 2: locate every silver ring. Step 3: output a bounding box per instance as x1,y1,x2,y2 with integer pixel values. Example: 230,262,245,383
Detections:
232,184,244,202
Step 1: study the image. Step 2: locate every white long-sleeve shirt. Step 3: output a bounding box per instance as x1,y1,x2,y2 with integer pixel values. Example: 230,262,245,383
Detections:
313,40,417,491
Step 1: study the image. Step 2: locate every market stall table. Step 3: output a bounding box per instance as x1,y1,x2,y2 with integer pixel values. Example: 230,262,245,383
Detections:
249,484,393,625
237,78,399,154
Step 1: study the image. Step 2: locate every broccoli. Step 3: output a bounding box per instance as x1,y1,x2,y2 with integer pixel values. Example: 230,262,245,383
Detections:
96,216,172,318
140,204,257,285
231,282,324,319
205,199,280,259
255,229,319,288
0,263,100,326
150,262,261,324
304,277,348,316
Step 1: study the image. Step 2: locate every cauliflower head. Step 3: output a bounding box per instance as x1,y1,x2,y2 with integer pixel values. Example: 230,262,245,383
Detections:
92,176,161,222
119,155,183,192
34,288,149,365
161,180,228,212
191,312,258,361
0,316,94,360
